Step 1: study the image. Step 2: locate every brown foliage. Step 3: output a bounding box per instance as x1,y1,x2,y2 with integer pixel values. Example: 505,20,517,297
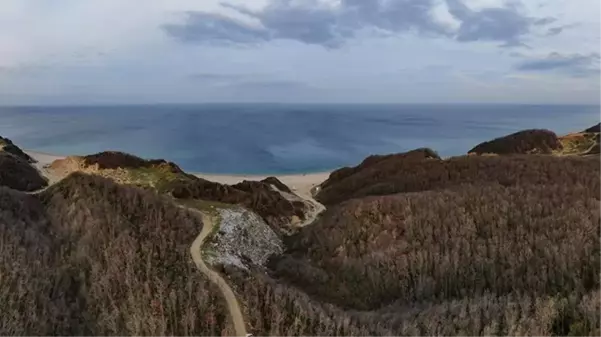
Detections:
274,183,600,313
82,151,185,173
0,173,230,335
0,152,48,192
322,147,440,189
316,154,599,205
468,129,562,155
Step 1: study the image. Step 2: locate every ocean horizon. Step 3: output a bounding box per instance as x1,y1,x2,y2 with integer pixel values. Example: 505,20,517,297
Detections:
1,103,599,175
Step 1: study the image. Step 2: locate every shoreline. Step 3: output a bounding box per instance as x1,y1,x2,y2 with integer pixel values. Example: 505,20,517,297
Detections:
24,150,331,197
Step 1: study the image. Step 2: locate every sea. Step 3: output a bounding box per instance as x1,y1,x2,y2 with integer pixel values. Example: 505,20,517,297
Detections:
0,104,598,175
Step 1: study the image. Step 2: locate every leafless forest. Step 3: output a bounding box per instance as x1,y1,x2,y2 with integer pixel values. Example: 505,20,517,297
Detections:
0,130,599,335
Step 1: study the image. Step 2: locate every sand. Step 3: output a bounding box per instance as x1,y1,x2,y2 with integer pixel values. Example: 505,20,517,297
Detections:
25,150,330,197
25,150,67,185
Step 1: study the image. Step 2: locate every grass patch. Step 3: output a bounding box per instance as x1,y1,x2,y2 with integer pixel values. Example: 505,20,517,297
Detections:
557,132,599,155
124,167,191,192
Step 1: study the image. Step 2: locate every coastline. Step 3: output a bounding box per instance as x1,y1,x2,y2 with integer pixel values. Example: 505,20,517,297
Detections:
25,150,331,197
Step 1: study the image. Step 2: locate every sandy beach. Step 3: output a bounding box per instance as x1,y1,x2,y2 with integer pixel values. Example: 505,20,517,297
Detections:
25,150,331,197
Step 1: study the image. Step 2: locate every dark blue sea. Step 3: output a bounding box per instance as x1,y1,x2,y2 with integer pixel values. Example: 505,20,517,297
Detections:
0,104,598,174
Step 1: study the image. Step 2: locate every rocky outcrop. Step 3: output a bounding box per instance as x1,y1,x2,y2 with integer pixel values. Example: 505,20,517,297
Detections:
260,176,293,193
204,207,284,270
468,129,562,155
0,152,48,192
0,136,35,163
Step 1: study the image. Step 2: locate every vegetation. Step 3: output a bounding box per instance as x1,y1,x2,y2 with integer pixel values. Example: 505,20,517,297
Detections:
0,173,231,335
316,154,599,205
468,129,562,155
81,151,185,173
0,152,47,191
1,126,599,336
0,135,34,162
278,182,599,308
558,132,600,156
322,147,439,189
50,151,307,235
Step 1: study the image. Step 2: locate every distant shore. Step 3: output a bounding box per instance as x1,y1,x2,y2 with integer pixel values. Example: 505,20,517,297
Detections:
25,150,331,198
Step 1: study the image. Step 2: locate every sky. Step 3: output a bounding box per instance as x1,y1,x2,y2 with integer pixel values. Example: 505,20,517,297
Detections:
0,0,599,105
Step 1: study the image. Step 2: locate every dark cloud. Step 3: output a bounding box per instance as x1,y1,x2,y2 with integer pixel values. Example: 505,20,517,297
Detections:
165,0,450,48
163,12,269,45
163,0,555,48
445,0,550,47
545,23,579,36
515,53,600,77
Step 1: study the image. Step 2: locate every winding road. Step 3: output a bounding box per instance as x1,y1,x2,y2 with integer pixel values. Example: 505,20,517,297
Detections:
190,211,249,337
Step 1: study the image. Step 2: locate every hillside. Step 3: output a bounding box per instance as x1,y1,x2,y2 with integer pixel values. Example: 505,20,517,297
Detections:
0,174,230,335
0,135,35,162
316,154,599,205
271,159,600,335
467,129,562,155
0,152,47,192
49,151,314,235
1,123,599,336
0,173,398,337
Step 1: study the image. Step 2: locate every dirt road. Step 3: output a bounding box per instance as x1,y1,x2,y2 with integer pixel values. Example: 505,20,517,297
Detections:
190,212,248,337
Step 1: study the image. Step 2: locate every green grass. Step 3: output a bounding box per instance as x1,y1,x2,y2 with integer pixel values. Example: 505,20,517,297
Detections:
124,167,190,192
557,133,599,155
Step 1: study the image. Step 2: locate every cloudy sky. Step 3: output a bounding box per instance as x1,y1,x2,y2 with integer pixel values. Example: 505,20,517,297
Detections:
0,0,599,104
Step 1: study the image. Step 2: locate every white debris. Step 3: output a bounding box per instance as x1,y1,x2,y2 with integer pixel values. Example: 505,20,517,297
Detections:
204,206,284,270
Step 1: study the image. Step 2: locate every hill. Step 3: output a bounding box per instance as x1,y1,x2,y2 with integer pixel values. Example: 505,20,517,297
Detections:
0,135,35,162
2,123,599,336
0,173,231,335
467,129,562,155
316,152,599,205
269,168,600,335
0,171,372,336
0,152,48,192
49,151,314,235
